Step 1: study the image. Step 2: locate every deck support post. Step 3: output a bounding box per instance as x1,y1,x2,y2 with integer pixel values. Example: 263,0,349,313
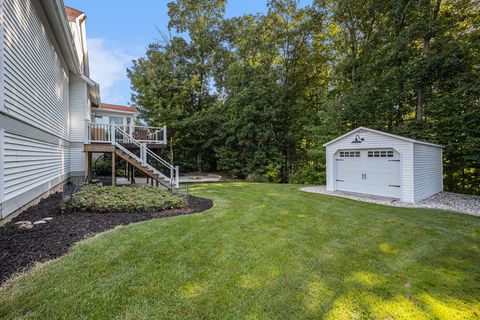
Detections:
84,151,89,183
175,166,179,189
112,151,116,186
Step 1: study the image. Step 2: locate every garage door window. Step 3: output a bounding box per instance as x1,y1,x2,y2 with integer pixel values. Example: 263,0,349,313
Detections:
339,151,360,158
368,150,394,158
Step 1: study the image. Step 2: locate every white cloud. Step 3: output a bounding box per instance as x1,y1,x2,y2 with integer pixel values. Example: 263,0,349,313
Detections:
87,38,135,105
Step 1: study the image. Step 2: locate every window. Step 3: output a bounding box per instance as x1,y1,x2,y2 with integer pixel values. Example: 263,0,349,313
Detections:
339,151,361,158
110,117,124,125
368,150,394,158
94,116,109,125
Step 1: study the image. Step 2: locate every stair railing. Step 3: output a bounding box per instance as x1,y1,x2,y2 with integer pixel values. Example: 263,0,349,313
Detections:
112,124,179,189
145,148,180,189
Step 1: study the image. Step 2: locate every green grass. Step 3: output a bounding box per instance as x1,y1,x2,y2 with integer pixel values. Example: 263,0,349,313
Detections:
63,185,185,213
1,183,479,319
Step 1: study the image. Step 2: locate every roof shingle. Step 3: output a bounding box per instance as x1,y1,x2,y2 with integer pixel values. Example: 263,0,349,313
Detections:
99,103,139,113
65,6,84,21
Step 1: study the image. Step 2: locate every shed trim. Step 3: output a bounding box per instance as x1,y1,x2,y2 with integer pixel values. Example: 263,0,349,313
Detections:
323,127,443,148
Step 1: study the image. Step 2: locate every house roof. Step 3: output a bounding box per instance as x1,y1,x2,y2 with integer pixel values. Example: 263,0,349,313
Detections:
99,103,139,114
65,6,84,21
323,127,443,148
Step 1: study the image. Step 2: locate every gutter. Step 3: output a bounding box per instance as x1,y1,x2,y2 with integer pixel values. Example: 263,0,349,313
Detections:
39,0,101,106
40,0,81,74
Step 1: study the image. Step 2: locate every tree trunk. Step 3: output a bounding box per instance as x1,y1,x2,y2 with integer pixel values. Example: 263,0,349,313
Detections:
416,87,424,122
416,0,441,122
416,36,431,122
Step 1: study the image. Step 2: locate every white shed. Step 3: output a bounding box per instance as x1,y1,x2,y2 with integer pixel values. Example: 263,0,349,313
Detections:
323,127,443,203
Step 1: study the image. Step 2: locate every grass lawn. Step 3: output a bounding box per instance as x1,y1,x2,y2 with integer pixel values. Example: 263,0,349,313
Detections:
1,183,479,319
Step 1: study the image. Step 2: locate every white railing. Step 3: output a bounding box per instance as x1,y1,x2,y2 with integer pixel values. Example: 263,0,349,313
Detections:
85,121,167,145
131,125,167,144
86,123,112,143
146,148,180,189
112,125,179,189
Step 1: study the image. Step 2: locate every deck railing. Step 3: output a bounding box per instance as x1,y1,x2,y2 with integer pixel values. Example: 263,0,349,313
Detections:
85,121,167,145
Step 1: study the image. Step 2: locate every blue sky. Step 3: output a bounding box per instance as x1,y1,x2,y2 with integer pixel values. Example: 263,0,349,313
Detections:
64,0,311,105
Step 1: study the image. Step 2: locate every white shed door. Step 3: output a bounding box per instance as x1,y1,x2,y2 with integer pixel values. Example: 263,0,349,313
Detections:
335,149,401,198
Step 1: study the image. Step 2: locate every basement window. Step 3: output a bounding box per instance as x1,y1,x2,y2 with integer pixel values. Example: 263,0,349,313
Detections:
368,150,394,158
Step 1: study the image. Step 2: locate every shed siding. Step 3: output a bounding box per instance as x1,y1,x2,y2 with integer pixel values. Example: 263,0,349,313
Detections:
3,0,70,140
326,129,415,202
3,132,69,202
413,144,443,202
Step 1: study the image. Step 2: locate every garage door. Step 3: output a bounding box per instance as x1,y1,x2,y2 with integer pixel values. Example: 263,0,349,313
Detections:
335,149,401,198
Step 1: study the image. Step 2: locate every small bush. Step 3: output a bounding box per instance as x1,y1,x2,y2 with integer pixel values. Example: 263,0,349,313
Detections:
63,185,186,213
289,167,326,185
94,159,112,176
263,164,282,183
245,173,269,183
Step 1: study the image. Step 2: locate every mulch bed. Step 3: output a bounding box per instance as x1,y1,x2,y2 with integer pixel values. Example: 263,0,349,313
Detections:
0,193,213,285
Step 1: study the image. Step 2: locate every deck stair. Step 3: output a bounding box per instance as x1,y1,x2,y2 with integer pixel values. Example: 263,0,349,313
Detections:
86,122,179,190
115,149,171,189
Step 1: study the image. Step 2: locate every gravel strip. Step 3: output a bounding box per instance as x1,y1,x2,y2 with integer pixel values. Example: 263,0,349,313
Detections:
301,186,480,216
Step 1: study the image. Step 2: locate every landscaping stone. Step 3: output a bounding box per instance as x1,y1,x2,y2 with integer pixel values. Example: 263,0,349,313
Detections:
301,186,480,216
42,217,53,221
14,221,31,225
33,220,47,225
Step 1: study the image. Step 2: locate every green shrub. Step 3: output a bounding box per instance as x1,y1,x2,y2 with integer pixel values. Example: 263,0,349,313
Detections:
289,167,326,185
63,185,186,213
263,164,282,183
245,173,269,183
94,159,111,176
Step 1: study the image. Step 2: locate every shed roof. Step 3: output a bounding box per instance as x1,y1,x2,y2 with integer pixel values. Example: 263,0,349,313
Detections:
323,127,443,148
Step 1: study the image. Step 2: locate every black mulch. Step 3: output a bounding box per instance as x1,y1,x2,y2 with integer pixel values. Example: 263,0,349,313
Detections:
0,193,213,285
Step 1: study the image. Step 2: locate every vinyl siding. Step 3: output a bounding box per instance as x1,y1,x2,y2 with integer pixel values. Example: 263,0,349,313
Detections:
326,129,415,202
3,0,70,140
69,74,88,142
3,132,70,201
69,148,84,173
413,144,443,202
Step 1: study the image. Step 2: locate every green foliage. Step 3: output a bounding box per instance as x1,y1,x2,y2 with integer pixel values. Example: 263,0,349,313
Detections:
245,174,269,183
129,0,479,195
289,167,326,185
93,159,111,176
63,185,186,213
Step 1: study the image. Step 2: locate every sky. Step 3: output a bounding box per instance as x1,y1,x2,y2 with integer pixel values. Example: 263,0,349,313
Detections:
64,0,311,106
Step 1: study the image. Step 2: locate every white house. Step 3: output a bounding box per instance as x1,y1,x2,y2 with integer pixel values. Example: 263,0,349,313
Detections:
0,1,177,222
324,127,443,203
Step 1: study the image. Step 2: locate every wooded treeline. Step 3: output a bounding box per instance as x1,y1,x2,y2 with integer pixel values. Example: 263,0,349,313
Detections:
128,0,480,194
